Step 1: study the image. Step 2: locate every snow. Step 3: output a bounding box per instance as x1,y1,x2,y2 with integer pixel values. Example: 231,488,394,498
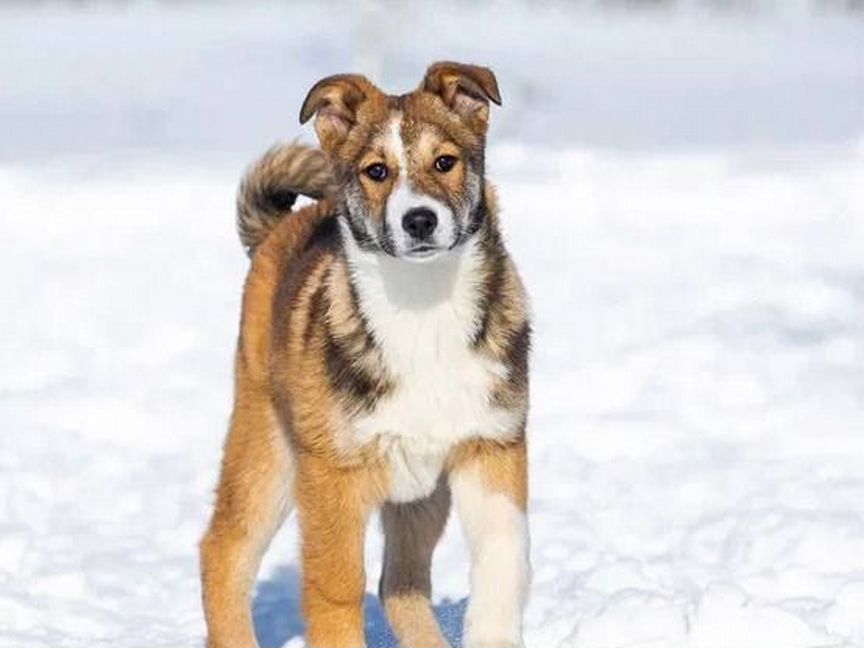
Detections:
1,2,864,647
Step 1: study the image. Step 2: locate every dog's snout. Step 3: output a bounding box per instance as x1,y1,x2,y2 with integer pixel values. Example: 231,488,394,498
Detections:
402,208,438,240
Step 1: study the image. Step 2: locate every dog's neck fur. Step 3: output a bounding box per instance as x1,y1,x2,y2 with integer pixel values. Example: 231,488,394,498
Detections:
341,222,483,334
336,212,518,503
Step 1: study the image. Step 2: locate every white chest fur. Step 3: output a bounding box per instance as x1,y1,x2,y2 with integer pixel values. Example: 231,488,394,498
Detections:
343,236,520,503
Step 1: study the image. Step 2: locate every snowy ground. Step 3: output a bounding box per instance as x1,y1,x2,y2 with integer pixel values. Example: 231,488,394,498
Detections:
2,2,864,647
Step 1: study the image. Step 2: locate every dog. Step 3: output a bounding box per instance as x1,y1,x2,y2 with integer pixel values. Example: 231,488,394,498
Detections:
200,61,531,648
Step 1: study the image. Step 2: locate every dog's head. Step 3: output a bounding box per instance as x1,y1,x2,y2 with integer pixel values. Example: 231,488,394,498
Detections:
300,62,501,261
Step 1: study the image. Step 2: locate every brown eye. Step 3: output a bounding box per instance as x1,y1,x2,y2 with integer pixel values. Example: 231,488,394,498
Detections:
365,163,388,182
434,155,457,173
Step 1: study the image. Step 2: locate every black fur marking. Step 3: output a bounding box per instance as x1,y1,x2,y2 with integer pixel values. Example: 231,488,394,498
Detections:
464,193,488,238
306,213,340,251
341,205,378,252
304,284,327,347
271,215,338,357
319,252,389,411
345,272,378,353
504,322,531,391
324,332,390,413
472,224,507,349
263,188,298,212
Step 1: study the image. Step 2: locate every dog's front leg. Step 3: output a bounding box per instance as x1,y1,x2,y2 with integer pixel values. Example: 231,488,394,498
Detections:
297,455,375,648
450,439,530,648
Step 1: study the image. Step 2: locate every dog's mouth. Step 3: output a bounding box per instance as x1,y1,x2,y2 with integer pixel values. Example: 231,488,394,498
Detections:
403,244,444,261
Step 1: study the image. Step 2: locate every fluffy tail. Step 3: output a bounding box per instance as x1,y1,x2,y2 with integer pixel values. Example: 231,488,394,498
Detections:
236,142,336,256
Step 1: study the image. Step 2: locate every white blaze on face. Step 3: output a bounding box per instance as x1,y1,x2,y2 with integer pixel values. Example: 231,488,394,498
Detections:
384,115,456,259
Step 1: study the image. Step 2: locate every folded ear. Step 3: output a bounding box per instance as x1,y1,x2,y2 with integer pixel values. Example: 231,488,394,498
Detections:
420,61,502,134
299,74,377,152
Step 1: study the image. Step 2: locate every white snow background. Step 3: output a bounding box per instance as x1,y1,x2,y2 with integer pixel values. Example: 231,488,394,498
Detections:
1,1,863,647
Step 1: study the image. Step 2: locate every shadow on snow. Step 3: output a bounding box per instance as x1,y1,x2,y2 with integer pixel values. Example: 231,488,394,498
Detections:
253,565,467,648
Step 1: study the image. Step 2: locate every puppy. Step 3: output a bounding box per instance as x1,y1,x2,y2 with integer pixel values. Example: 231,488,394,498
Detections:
200,61,531,648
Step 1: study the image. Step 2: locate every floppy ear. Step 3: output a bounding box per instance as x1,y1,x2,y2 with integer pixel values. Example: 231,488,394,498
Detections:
420,61,502,134
299,74,375,152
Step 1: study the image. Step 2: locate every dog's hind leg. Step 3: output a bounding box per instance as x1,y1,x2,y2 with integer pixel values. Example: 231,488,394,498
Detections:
379,476,452,648
200,392,294,648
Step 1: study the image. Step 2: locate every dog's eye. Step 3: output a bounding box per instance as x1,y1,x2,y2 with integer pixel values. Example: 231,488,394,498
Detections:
364,163,388,182
434,155,457,173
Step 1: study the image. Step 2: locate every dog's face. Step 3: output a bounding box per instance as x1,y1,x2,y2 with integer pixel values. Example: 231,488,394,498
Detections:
300,62,501,261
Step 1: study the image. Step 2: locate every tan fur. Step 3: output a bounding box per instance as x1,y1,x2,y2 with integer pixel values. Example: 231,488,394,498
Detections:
449,437,529,511
384,594,450,648
201,62,530,648
421,61,502,134
236,143,336,256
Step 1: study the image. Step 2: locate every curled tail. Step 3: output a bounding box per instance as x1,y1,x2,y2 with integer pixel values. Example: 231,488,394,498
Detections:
236,142,336,256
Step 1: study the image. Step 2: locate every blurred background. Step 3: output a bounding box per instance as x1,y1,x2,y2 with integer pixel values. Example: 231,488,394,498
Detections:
1,0,862,160
1,2,863,647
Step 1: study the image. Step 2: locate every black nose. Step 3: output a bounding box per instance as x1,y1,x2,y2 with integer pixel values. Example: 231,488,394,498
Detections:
402,207,438,240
